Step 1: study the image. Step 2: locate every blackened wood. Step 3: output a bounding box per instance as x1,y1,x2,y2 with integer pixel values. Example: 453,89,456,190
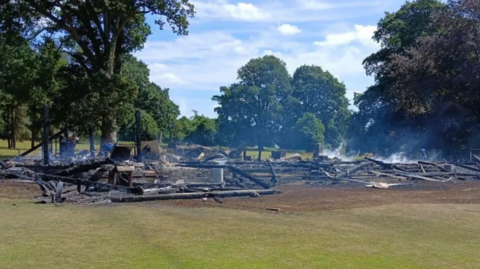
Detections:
89,128,95,159
53,160,112,177
42,105,50,165
20,129,66,157
111,189,279,203
135,109,142,162
226,165,270,189
267,159,277,185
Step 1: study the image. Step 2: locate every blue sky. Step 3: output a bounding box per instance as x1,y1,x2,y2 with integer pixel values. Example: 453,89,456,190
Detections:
134,0,408,118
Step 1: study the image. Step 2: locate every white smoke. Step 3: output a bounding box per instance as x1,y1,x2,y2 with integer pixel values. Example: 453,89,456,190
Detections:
321,143,354,161
319,143,443,164
373,152,415,164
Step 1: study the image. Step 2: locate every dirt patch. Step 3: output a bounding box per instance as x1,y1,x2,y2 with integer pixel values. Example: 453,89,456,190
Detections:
0,180,42,200
158,182,480,212
3,179,480,212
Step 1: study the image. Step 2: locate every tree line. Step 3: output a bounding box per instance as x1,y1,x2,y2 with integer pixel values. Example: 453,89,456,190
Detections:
1,0,479,161
0,0,193,147
348,0,480,159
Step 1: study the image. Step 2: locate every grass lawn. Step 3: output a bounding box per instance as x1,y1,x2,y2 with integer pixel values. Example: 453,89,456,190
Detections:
0,200,479,269
0,139,94,158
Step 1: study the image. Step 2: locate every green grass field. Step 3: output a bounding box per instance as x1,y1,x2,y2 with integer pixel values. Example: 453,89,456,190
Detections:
0,139,94,158
0,200,479,269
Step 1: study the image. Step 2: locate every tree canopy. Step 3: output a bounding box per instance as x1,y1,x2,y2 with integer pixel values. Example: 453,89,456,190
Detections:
0,0,195,143
347,0,480,159
213,56,350,158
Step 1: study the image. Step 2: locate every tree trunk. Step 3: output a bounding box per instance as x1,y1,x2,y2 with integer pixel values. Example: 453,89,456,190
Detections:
8,105,15,149
101,118,117,144
6,107,11,149
258,145,263,162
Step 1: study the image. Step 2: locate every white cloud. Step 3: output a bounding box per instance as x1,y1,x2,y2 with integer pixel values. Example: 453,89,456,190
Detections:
277,24,301,35
192,0,270,21
191,0,386,23
314,24,378,48
135,23,381,117
296,0,333,10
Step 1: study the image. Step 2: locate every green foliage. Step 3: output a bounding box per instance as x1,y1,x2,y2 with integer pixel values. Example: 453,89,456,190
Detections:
122,55,180,131
168,116,192,142
51,65,137,136
213,55,291,160
292,113,325,152
28,38,67,140
214,57,349,153
347,0,446,155
0,0,195,142
119,110,159,141
185,115,217,146
0,35,38,145
290,65,350,148
384,0,480,155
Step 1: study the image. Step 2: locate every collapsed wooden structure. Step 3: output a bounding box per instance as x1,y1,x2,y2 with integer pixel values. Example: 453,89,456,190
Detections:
2,148,480,204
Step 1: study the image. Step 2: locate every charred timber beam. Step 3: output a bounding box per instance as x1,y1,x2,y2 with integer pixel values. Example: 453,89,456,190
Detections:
37,173,127,190
418,161,448,172
89,128,95,159
53,159,112,177
365,157,407,172
393,170,447,182
43,105,50,165
130,186,177,195
226,165,271,189
20,129,66,157
111,189,280,203
454,164,480,173
135,109,142,162
267,159,277,185
176,164,226,169
419,162,426,173
335,161,371,179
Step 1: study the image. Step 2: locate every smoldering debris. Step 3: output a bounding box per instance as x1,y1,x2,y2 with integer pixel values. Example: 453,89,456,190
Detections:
2,144,480,206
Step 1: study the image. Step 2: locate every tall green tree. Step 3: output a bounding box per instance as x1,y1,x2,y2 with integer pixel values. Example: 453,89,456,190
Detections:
185,115,217,146
117,55,180,141
0,0,195,143
290,65,349,149
28,38,67,146
387,0,480,155
122,55,180,130
347,0,446,155
282,113,325,152
118,109,160,141
213,55,291,161
0,34,38,148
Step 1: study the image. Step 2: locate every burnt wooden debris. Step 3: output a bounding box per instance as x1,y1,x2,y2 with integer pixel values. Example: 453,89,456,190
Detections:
2,149,480,205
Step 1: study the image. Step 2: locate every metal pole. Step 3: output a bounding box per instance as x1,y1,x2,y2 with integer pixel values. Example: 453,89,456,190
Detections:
135,109,142,162
43,105,50,165
89,127,95,159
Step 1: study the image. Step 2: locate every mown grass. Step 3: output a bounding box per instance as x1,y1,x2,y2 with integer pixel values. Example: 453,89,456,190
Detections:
0,139,94,158
0,201,479,269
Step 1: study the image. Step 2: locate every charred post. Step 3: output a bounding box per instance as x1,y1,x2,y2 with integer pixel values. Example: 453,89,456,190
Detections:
42,105,50,165
135,109,142,162
89,128,95,159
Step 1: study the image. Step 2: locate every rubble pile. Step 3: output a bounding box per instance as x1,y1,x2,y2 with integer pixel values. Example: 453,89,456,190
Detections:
2,143,480,204
0,147,281,204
